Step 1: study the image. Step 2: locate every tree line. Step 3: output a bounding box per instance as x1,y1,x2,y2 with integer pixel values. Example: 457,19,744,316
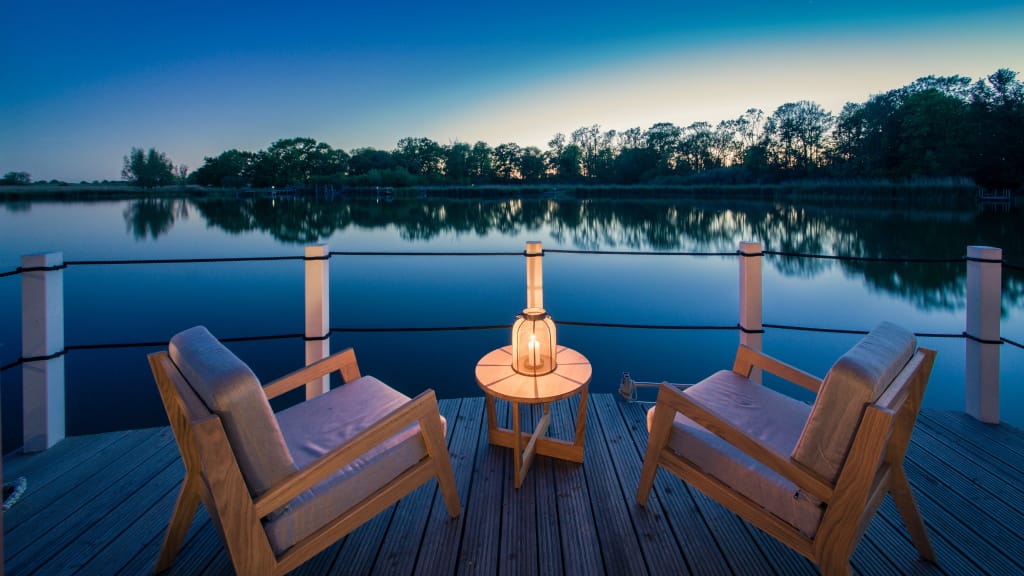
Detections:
5,69,1018,190
187,69,1020,191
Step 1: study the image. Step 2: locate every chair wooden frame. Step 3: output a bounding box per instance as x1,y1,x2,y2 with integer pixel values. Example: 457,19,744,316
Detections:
149,347,461,575
637,344,937,576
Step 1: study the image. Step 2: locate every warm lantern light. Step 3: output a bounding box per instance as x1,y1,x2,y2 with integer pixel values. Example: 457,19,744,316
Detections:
512,242,557,375
512,308,557,375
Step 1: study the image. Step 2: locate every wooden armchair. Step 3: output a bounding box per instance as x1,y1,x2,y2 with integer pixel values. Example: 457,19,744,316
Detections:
148,326,460,575
637,322,937,576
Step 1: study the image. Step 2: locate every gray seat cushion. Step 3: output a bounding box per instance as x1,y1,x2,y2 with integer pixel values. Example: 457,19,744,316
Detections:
169,326,298,497
792,322,916,481
266,375,444,555
648,370,823,537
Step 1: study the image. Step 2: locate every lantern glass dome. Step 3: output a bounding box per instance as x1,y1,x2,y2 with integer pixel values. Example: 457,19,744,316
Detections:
512,307,557,376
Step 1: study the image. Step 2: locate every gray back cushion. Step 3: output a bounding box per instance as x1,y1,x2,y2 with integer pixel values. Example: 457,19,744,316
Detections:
169,326,297,497
791,322,916,481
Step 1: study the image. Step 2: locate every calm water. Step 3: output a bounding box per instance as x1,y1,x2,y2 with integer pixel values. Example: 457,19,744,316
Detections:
1,194,1022,452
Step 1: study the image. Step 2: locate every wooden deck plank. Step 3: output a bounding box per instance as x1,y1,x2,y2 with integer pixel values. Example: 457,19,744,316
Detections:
624,400,774,576
532,434,565,576
4,402,1024,576
688,488,776,576
4,428,165,534
578,396,648,575
913,416,1024,509
165,515,222,576
905,457,1024,570
289,542,342,576
457,398,508,575
744,523,819,576
499,403,537,576
411,396,484,576
591,394,690,575
365,398,462,576
320,507,390,576
528,397,569,569
908,426,1024,547
906,466,1023,574
4,427,169,545
6,433,179,574
926,410,1024,457
119,505,213,575
617,400,735,575
854,500,943,576
73,460,191,575
196,546,233,576
550,395,605,576
877,496,983,575
2,429,130,482
918,412,1024,488
29,455,181,574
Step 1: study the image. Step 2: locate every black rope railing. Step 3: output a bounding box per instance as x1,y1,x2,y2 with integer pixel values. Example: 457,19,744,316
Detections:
1003,337,1024,350
66,256,306,266
2,322,986,374
559,320,738,330
329,251,522,257
330,324,510,333
762,251,964,264
3,248,1022,372
762,323,869,335
545,249,738,257
1,250,1021,275
0,331,309,373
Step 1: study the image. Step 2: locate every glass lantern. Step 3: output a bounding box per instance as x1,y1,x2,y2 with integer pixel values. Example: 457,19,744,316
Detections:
512,307,557,376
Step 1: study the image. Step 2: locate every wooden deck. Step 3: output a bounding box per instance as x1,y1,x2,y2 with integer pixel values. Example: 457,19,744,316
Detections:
4,394,1024,575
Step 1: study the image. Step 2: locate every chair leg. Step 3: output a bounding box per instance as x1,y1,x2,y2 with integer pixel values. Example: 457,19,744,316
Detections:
419,400,462,518
155,473,202,573
434,447,461,518
890,466,936,563
637,405,673,506
818,553,855,576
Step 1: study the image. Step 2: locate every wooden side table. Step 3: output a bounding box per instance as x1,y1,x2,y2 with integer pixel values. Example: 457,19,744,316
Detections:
475,345,592,488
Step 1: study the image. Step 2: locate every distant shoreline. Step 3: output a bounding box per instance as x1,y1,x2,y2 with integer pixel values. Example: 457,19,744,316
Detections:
0,179,987,202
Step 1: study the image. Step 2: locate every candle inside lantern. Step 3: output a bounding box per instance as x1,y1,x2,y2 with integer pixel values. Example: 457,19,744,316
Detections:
528,334,538,367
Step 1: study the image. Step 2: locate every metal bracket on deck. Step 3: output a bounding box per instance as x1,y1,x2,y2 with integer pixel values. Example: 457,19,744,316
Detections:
618,372,691,402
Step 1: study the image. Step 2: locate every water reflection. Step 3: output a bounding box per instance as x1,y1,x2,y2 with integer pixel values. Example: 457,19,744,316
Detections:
122,194,1023,312
123,198,190,240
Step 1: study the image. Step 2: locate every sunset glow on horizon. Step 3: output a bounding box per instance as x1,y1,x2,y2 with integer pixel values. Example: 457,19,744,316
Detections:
2,0,1022,182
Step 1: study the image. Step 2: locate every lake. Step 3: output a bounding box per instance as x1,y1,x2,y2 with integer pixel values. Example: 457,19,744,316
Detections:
1,192,1022,452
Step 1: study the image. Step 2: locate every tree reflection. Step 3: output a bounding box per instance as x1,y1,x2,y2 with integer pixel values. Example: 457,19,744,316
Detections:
123,198,189,240
179,194,1022,312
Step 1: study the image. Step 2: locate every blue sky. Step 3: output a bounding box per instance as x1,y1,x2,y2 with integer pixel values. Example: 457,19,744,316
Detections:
2,1,1022,182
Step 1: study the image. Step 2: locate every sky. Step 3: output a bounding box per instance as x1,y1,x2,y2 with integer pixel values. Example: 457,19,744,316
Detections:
2,1,1023,182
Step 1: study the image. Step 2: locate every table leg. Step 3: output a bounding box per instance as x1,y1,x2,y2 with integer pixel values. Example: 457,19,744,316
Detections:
573,383,589,452
485,393,498,443
484,390,587,488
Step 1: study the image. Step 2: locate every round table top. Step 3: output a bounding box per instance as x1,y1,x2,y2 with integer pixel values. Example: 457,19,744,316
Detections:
475,346,592,403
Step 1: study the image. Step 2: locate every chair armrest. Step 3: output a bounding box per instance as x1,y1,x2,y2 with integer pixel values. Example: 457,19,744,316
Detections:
732,345,823,393
653,383,834,501
263,348,361,399
253,389,441,517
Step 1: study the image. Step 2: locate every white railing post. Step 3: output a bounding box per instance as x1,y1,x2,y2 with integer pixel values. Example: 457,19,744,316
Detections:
966,245,1001,423
21,252,65,452
305,244,330,399
739,241,763,383
526,241,543,309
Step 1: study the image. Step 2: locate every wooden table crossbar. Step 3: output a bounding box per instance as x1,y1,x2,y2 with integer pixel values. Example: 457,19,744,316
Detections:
476,346,592,488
